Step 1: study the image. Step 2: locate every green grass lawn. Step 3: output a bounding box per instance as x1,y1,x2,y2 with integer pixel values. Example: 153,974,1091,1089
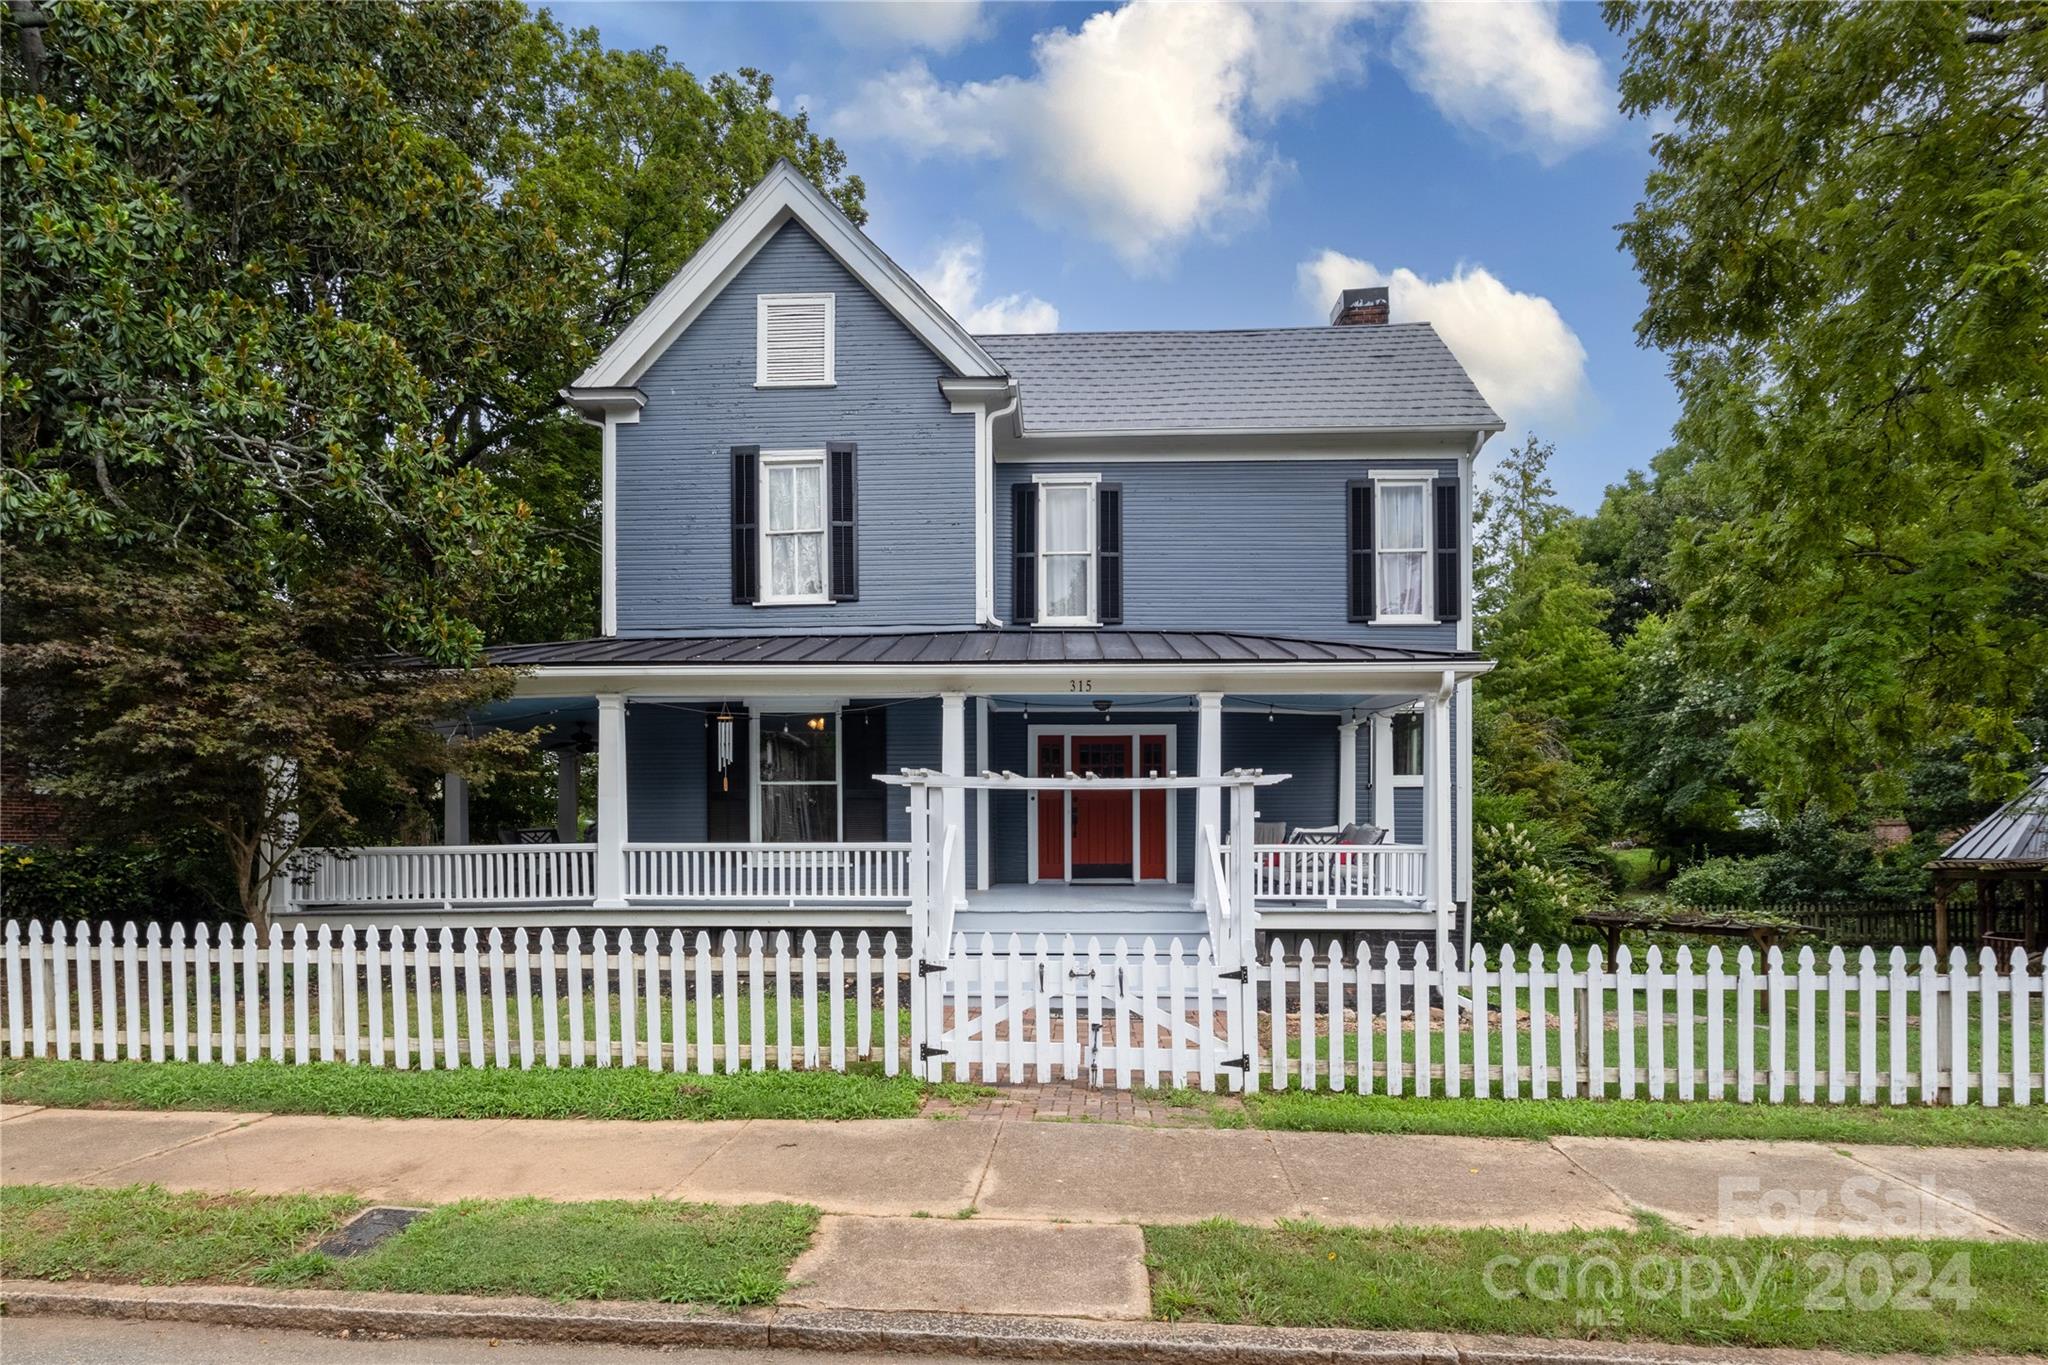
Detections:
1,1184,816,1306
1147,1217,2048,1356
1240,1089,2048,1148
0,1056,923,1121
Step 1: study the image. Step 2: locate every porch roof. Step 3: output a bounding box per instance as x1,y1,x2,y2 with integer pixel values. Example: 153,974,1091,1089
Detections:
481,628,1483,670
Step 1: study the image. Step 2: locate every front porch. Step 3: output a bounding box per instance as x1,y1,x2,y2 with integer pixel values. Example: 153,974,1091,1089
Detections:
282,633,1482,956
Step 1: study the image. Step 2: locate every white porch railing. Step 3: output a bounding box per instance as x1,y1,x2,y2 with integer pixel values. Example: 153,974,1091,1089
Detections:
1236,843,1428,905
294,845,596,907
624,843,911,903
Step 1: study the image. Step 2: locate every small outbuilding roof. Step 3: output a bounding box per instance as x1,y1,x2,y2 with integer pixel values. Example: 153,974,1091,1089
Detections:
1932,768,2048,870
975,323,1503,438
481,628,1483,670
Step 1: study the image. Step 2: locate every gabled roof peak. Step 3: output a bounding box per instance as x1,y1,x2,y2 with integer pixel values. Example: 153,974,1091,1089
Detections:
567,160,1004,410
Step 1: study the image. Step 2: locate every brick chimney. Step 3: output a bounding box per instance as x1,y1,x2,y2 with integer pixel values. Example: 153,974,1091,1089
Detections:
1330,286,1389,326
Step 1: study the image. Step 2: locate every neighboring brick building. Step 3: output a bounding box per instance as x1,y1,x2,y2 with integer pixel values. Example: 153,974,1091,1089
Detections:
1,755,72,846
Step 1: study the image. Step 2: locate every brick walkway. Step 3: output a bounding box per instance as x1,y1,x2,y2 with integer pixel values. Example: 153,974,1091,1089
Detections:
919,1081,1239,1126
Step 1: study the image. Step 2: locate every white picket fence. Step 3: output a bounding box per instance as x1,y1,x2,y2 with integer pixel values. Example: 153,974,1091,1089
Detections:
2,919,904,1074
922,933,1235,1089
1252,940,2044,1106
4,920,2041,1105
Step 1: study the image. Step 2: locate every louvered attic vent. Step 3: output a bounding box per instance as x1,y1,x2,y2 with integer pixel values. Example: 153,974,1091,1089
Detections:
756,293,835,387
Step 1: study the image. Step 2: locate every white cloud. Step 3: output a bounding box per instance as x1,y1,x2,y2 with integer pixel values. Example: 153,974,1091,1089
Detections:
1396,1,1613,163
840,1,1370,270
815,0,991,54
915,232,1059,333
1297,249,1588,426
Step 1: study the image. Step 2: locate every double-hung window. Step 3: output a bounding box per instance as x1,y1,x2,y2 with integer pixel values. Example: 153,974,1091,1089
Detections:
758,711,838,842
1036,476,1096,626
1374,478,1431,621
1391,710,1424,780
761,450,829,604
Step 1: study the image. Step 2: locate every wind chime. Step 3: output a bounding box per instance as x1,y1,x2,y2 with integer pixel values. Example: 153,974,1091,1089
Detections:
715,705,735,791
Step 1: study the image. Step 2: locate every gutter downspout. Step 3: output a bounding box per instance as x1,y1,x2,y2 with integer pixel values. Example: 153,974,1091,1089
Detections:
982,384,1020,627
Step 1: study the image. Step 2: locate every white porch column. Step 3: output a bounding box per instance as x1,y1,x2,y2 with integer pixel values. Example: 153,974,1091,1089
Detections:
594,693,629,909
1371,713,1394,831
1194,692,1224,910
1426,688,1454,967
1337,718,1360,828
554,747,581,843
974,697,991,893
941,692,967,912
442,772,469,846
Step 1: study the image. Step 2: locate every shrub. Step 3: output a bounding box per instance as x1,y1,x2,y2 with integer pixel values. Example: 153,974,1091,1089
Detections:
1666,855,1766,907
1471,794,1601,944
0,835,235,926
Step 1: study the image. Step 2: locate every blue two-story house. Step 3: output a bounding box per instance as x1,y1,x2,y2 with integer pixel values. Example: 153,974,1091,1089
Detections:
288,163,1498,966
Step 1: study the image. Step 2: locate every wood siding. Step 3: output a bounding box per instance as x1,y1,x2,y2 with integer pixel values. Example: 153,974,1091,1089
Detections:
615,222,977,633
994,459,1461,646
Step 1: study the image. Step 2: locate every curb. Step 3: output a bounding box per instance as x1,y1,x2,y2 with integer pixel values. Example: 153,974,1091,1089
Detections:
0,1280,2007,1365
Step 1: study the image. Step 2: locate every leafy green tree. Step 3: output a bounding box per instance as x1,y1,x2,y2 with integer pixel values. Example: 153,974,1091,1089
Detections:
1,553,527,930
1607,1,2048,814
1606,614,1749,861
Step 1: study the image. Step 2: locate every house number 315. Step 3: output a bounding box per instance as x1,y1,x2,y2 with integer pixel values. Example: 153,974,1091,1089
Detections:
1068,679,1093,692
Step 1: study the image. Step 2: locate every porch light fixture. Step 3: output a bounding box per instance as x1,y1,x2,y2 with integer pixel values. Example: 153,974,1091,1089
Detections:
1093,698,1112,718
806,715,826,732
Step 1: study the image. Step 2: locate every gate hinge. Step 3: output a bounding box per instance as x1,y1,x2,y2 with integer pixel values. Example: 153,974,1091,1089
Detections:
918,960,946,976
920,1044,949,1060
1219,967,1249,983
1221,1054,1251,1070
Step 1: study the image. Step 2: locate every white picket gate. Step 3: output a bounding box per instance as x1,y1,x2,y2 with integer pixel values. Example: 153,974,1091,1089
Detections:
1,920,905,1075
918,934,1239,1088
5,919,2041,1105
1250,939,2044,1106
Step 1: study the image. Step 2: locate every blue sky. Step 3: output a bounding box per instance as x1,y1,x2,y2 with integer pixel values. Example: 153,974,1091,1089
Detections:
550,1,1677,511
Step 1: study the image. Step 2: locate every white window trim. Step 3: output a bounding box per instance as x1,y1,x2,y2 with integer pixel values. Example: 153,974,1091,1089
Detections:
757,449,831,606
1032,472,1100,628
748,703,846,844
755,292,836,389
1370,474,1433,625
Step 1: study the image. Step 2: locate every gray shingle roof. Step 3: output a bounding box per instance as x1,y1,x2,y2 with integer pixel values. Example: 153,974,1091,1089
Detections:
482,629,1480,669
976,323,1503,437
1934,768,2048,868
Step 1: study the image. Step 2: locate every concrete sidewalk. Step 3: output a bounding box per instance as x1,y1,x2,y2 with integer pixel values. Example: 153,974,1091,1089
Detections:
5,1101,2044,1239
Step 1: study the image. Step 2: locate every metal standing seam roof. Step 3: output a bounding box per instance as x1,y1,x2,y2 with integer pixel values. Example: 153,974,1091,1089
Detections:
1933,768,2048,868
974,323,1504,437
477,629,1483,670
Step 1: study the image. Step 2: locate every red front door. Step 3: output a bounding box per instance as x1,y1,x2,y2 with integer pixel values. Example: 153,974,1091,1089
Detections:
1070,736,1133,880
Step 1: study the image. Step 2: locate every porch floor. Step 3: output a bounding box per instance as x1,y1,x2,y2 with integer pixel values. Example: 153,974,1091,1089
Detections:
956,882,1206,945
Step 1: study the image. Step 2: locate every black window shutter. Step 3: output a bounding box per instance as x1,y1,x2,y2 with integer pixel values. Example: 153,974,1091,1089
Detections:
828,441,859,602
730,446,759,605
1432,477,1460,622
1346,479,1374,623
1096,483,1123,626
1011,483,1037,622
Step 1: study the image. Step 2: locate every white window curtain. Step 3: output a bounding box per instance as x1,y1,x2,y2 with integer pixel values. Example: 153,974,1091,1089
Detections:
1376,483,1428,618
764,456,826,601
1039,482,1093,622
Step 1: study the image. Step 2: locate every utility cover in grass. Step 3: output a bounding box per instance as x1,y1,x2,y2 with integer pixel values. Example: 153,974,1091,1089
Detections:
313,1206,423,1258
